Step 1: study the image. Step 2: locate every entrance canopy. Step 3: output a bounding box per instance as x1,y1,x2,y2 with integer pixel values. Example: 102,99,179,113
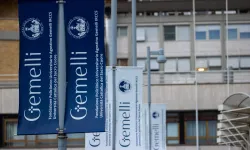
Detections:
217,93,250,150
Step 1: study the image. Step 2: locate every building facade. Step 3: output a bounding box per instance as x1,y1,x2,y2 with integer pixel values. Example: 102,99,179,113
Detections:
0,0,250,150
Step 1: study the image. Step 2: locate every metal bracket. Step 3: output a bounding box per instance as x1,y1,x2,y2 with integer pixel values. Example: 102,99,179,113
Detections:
58,129,67,139
112,66,116,70
56,0,66,4
149,48,164,56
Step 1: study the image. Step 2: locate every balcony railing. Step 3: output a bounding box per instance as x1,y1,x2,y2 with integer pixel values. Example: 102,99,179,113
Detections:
143,70,250,85
0,70,249,87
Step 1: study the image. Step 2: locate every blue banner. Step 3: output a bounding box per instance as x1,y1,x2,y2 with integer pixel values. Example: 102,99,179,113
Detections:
18,0,59,135
64,0,106,133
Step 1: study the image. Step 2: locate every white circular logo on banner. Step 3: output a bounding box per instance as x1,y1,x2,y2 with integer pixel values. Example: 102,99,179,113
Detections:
22,18,44,40
68,16,89,39
118,80,131,93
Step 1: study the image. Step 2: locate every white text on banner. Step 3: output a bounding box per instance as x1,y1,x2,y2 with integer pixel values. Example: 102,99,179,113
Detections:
85,67,113,150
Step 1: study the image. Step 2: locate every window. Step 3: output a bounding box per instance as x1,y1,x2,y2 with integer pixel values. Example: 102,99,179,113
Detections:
196,31,206,40
164,59,177,72
239,24,250,39
209,30,220,40
164,58,190,72
166,113,179,144
208,57,222,70
117,59,128,66
228,56,250,70
137,26,158,42
185,121,217,144
3,118,85,148
137,59,146,69
228,57,240,69
146,27,158,42
197,58,208,68
136,28,146,41
176,26,190,41
196,57,222,70
240,32,250,39
137,59,159,71
196,25,206,40
178,58,190,72
4,119,26,147
240,57,250,68
67,133,85,146
228,28,237,40
228,24,250,39
165,25,190,41
150,59,159,71
208,25,220,40
184,112,217,145
164,26,176,41
166,111,218,145
196,25,221,40
117,27,127,37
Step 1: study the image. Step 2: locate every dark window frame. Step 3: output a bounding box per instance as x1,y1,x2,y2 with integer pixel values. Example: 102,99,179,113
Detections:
164,26,176,41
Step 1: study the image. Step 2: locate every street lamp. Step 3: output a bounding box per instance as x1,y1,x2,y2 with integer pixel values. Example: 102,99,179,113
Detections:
147,46,167,150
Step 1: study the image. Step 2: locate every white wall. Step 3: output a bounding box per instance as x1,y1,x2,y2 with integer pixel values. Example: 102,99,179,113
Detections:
196,41,221,56
137,42,160,58
117,37,129,58
228,40,250,55
164,41,191,57
0,88,18,114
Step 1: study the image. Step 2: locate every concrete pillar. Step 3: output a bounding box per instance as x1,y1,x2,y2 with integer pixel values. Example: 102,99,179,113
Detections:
159,23,165,72
159,23,164,50
190,22,195,71
221,13,227,70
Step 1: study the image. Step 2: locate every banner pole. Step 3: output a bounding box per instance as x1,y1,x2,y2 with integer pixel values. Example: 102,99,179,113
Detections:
147,46,152,150
57,0,67,150
132,0,137,66
111,0,117,150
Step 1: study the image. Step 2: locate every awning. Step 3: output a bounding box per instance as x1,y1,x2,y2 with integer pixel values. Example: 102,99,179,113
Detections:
223,93,250,108
217,93,250,150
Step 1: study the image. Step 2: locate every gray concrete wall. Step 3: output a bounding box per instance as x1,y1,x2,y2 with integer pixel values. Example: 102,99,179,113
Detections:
143,83,250,110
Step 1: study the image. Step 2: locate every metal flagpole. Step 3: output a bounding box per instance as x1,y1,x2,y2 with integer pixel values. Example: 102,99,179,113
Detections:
132,0,137,66
111,1,117,67
192,0,199,149
111,0,117,150
57,0,67,150
226,0,230,96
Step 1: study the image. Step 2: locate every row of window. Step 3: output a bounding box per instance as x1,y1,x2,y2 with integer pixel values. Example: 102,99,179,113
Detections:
137,56,250,72
0,116,84,148
1,111,217,148
117,24,250,41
